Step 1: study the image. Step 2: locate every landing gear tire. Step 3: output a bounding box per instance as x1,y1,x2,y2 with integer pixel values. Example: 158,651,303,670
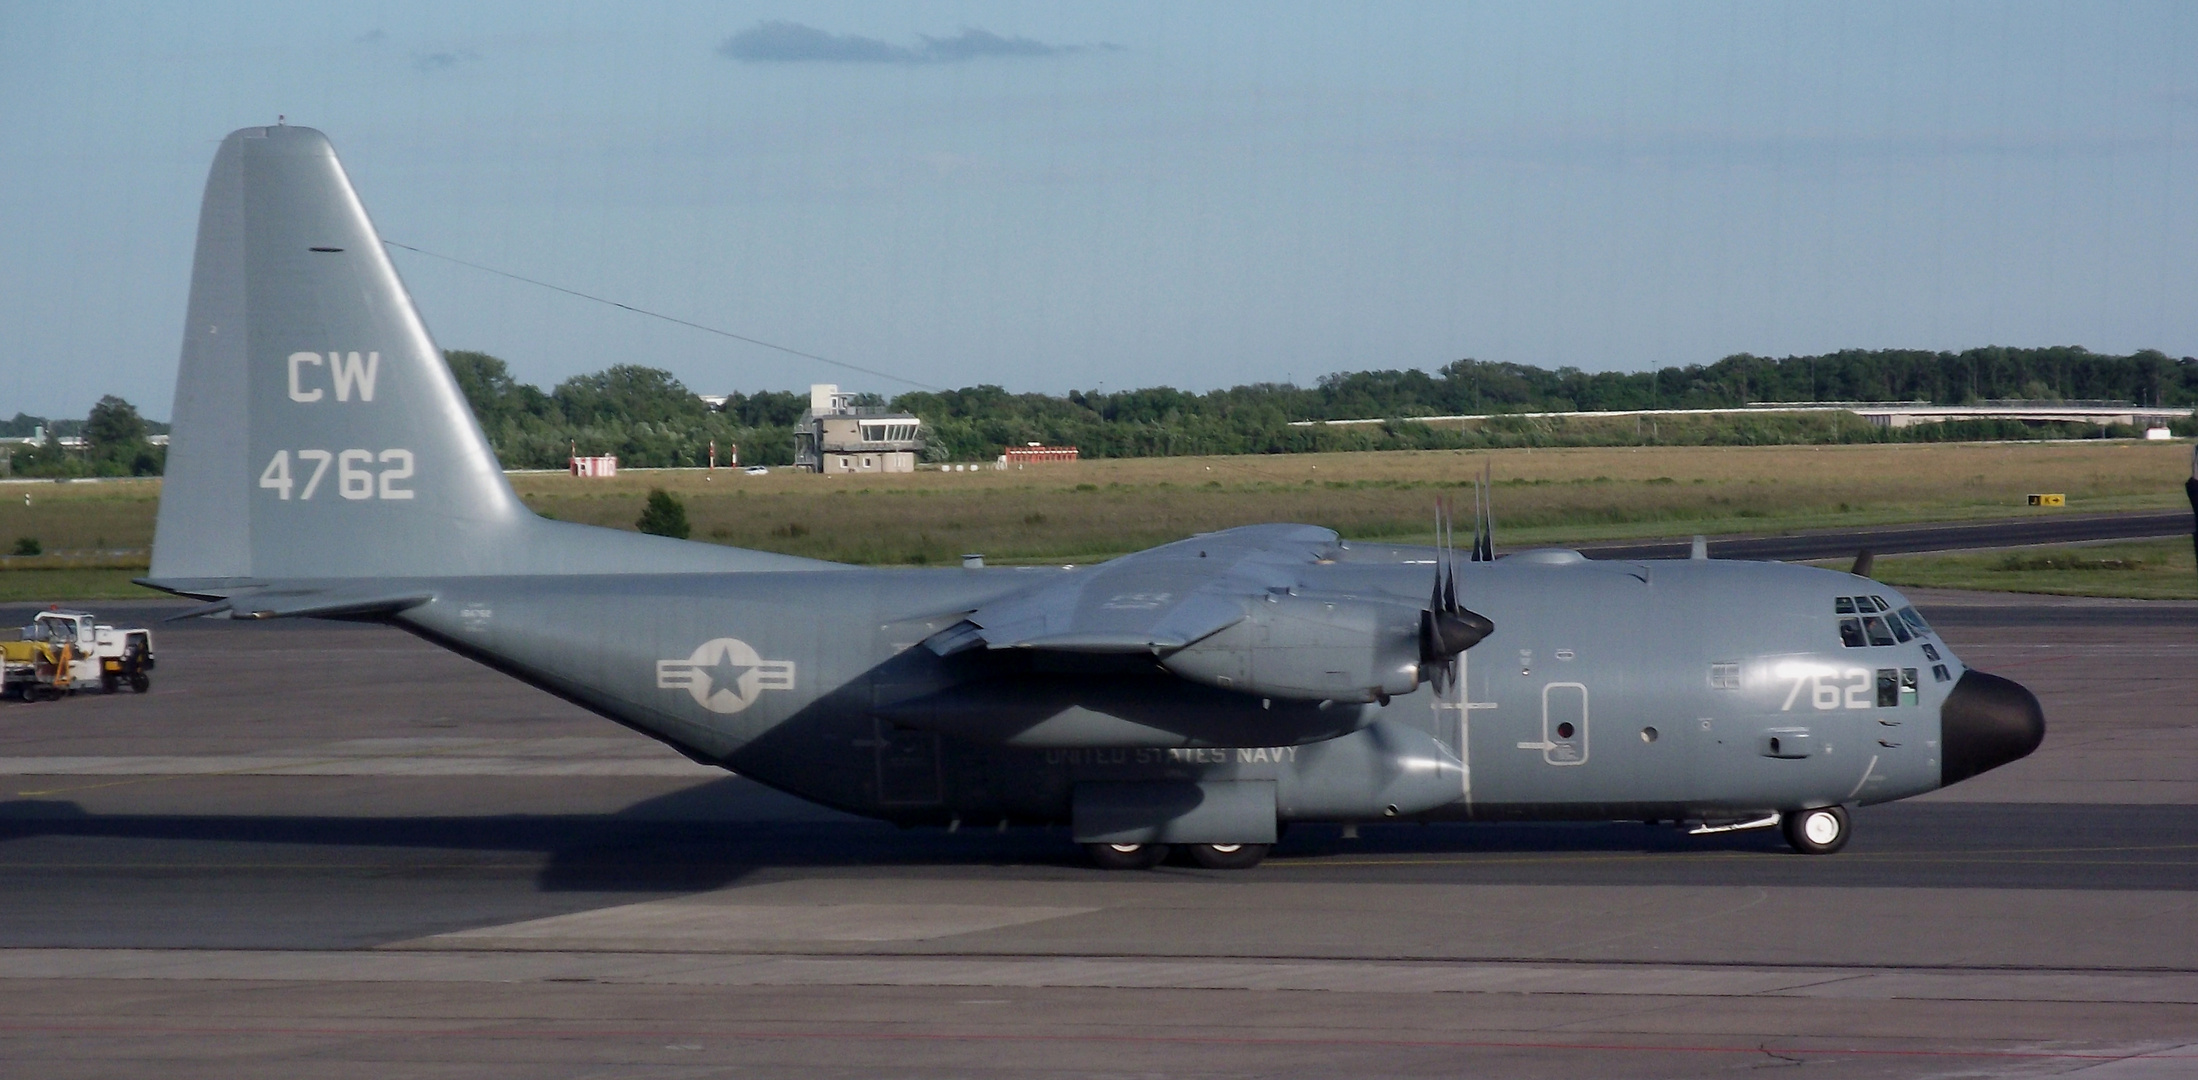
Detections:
1084,842,1169,870
1782,806,1850,855
1185,843,1271,870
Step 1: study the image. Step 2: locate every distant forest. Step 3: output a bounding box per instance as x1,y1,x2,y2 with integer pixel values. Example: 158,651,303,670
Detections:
445,345,2198,469
12,346,2190,477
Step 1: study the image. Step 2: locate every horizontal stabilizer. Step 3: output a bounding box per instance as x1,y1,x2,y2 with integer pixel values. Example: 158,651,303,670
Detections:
145,583,434,621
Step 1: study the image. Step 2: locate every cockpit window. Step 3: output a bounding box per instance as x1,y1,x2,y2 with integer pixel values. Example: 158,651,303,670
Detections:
1870,595,1892,612
1838,618,1865,648
1887,615,1912,643
1834,597,1856,614
1863,616,1897,646
1897,606,1931,637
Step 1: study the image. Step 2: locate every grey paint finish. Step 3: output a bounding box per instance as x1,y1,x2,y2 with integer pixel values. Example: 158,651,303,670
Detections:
142,127,2043,852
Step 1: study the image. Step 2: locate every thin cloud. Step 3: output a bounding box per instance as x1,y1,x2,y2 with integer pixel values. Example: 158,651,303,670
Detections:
718,21,1097,64
413,50,479,73
918,28,1076,62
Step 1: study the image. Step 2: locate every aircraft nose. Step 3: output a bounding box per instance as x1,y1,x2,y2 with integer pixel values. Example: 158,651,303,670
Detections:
1939,669,2046,785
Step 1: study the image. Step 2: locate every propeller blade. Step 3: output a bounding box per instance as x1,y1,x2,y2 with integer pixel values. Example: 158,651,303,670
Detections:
1429,502,1446,610
1850,547,1874,578
1477,461,1495,562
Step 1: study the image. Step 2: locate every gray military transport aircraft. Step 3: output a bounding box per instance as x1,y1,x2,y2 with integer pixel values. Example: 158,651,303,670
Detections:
143,126,2046,869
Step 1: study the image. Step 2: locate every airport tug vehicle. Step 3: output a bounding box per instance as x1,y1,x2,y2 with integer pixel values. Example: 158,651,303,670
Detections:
1,609,155,701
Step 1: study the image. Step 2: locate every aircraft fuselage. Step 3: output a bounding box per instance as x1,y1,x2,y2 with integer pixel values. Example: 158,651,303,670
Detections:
389,548,1965,828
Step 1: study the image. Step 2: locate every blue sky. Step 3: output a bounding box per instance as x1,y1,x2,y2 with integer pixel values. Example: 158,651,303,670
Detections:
3,1,2193,420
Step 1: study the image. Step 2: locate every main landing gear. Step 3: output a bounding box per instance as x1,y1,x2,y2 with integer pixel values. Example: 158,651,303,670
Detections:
1084,842,1169,870
1082,842,1274,870
1781,805,1851,855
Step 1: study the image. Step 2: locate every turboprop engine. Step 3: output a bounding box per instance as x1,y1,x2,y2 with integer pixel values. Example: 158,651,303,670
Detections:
1159,591,1489,703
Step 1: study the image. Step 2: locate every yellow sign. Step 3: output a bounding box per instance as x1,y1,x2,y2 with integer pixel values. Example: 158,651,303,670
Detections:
2026,493,2065,507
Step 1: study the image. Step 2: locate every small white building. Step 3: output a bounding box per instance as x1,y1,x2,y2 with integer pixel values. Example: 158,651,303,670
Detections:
569,455,618,477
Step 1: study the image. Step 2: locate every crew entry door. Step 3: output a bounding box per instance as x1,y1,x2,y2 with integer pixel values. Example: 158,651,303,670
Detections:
1536,682,1588,765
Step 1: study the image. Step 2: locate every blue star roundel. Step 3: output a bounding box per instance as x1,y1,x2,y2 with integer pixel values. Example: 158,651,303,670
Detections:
657,638,797,714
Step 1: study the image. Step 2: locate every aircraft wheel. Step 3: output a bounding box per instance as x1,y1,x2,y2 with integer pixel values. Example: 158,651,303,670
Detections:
1185,843,1270,870
1084,842,1169,870
1781,806,1850,855
130,673,150,693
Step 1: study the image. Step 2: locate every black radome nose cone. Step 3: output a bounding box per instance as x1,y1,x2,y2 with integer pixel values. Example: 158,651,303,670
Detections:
1939,669,2046,785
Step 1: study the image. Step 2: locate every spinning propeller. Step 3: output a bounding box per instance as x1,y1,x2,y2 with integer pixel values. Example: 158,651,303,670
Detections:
1419,472,1496,691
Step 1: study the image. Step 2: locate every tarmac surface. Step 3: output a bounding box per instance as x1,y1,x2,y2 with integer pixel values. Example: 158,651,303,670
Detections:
1,591,2195,1078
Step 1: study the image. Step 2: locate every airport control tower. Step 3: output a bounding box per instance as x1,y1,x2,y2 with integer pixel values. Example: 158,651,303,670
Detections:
793,384,925,474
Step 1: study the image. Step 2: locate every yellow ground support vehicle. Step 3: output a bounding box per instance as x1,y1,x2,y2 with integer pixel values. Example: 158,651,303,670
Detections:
1,610,155,701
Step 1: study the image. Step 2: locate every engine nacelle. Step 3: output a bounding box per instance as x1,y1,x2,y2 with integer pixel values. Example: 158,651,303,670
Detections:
1160,592,1423,703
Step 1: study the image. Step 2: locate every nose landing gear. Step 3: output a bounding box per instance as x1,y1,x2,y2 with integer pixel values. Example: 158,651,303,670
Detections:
1781,805,1851,855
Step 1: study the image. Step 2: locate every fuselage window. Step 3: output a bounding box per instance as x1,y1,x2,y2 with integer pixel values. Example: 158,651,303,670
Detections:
1863,616,1897,646
1932,663,1952,683
1835,597,1857,615
1921,642,1940,662
1898,606,1932,637
1838,618,1865,648
1876,668,1899,707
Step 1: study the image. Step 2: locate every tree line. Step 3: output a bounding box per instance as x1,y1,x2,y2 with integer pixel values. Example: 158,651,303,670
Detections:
896,347,2198,460
432,345,2198,466
1,396,166,478
7,346,2192,477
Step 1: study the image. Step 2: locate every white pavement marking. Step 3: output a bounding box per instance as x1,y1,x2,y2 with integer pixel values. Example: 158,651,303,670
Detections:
413,902,1101,947
2,949,2195,1004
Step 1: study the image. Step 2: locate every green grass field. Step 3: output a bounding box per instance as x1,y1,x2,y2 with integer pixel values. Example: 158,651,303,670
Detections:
1,440,2190,602
1859,538,2198,600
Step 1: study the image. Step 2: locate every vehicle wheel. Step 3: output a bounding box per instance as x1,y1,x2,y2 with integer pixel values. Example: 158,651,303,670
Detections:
1084,842,1169,870
1782,806,1850,855
1185,842,1271,870
102,673,120,694
130,673,150,693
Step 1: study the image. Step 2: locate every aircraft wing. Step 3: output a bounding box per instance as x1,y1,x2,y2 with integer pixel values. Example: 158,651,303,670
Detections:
930,524,1342,656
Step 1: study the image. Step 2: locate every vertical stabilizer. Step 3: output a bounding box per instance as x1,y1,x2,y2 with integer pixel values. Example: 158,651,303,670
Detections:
150,126,825,590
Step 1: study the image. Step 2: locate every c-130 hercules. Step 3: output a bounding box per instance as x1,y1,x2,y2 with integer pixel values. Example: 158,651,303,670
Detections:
145,126,2046,870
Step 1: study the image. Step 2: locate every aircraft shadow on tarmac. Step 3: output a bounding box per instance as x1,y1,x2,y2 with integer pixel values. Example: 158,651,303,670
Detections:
6,777,2197,892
